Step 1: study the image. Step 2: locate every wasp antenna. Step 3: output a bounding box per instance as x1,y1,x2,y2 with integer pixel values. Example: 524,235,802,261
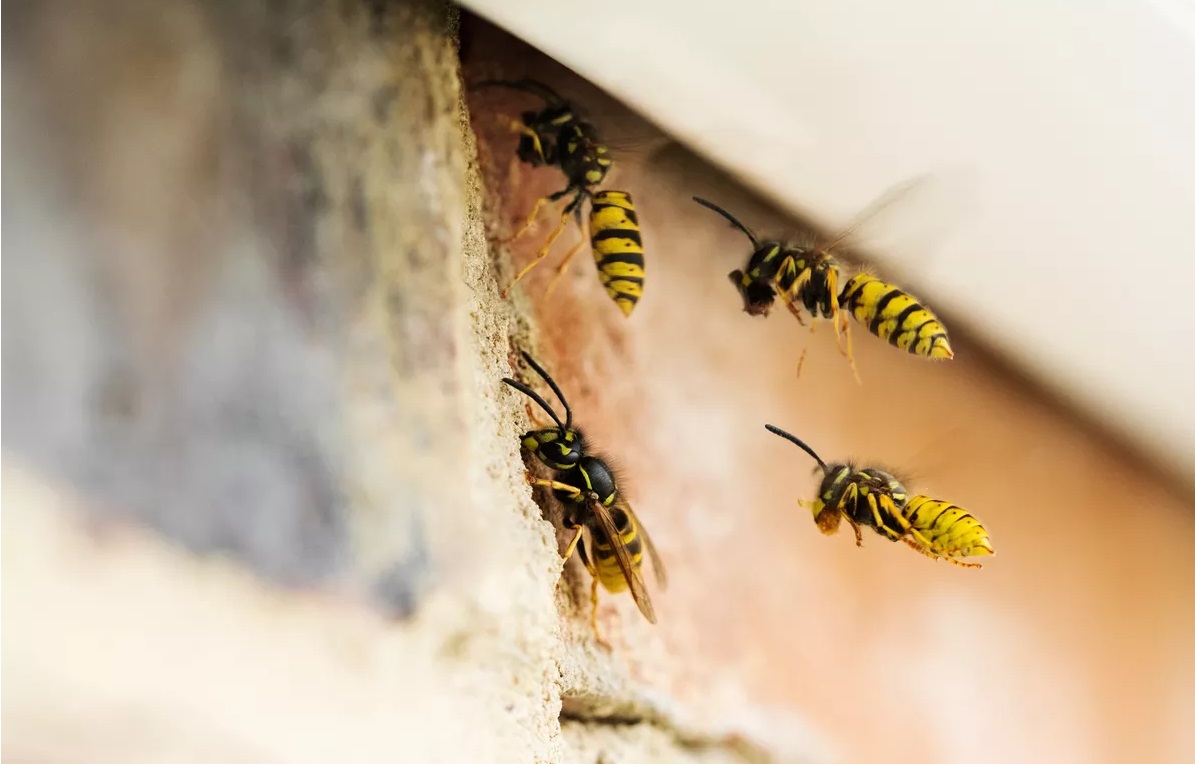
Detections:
764,424,828,472
692,197,761,249
519,351,573,429
474,78,564,105
502,377,566,431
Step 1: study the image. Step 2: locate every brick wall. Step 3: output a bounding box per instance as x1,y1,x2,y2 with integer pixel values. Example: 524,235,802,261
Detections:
4,4,1193,764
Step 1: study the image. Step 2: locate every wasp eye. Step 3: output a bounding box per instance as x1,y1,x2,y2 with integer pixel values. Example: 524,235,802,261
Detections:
545,440,580,465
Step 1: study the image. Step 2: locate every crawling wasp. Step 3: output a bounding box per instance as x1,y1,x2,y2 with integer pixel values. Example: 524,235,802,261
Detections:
477,79,646,316
692,185,953,381
764,424,994,567
502,351,665,642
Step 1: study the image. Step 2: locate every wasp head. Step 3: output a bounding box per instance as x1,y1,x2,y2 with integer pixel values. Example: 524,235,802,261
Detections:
729,269,776,316
504,352,585,471
811,501,844,535
522,427,584,471
806,462,863,536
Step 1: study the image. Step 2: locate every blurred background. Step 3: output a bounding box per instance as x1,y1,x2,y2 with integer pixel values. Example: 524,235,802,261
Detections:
5,2,1195,763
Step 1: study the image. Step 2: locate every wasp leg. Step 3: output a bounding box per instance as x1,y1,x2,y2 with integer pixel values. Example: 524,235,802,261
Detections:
539,182,586,257
776,290,813,376
510,121,546,162
795,346,810,378
783,298,808,327
528,476,583,499
544,238,586,300
561,524,585,563
589,576,612,651
497,194,551,246
836,311,862,385
795,318,820,378
900,536,983,568
906,526,935,550
866,494,908,543
942,558,983,569
902,535,942,562
837,487,866,547
500,207,574,298
500,219,555,296
780,266,813,326
843,515,864,546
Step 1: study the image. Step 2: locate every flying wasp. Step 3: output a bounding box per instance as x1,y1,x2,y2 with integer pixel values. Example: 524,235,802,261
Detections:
692,182,954,380
764,424,994,567
502,351,666,643
476,79,646,316
691,196,848,376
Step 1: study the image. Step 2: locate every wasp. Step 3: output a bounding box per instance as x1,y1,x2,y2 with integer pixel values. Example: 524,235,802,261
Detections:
692,184,953,380
476,79,645,315
502,351,665,642
764,424,994,567
692,196,847,375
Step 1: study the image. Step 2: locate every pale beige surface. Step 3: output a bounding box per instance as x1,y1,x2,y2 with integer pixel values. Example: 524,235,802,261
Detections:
465,23,1195,763
2,461,802,764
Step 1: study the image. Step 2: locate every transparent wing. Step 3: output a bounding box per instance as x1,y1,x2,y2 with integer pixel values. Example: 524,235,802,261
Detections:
622,500,667,590
588,496,657,624
466,73,668,158
817,170,979,262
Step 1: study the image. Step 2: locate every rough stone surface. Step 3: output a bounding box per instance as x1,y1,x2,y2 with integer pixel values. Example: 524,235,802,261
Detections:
2,1,815,762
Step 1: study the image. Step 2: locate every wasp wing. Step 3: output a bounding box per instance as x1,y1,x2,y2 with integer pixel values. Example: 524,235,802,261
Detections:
470,78,666,157
588,495,657,624
623,500,667,590
816,171,976,257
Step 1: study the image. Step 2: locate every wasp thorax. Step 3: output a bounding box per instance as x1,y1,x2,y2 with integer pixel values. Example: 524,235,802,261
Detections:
578,455,619,503
524,428,583,469
795,258,840,319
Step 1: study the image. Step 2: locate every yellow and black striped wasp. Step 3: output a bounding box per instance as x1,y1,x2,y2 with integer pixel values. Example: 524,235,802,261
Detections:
764,424,994,567
502,351,666,643
692,182,953,381
476,79,646,316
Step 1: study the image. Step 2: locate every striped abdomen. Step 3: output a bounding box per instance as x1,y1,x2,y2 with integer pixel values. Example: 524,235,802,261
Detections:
589,190,645,316
904,496,994,561
839,274,953,359
588,503,645,593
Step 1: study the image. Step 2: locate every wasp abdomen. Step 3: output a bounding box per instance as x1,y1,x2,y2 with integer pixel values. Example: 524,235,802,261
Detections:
840,274,953,359
589,190,645,316
589,505,644,593
904,496,994,560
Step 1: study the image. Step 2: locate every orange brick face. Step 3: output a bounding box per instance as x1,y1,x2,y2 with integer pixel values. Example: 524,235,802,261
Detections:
465,22,1195,763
